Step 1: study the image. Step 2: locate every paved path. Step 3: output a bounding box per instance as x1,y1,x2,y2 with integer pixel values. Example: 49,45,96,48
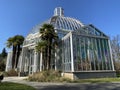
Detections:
2,77,120,90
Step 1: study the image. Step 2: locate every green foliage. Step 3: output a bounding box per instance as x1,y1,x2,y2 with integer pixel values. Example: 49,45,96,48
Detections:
36,40,47,52
6,35,24,48
6,35,24,69
0,48,7,71
36,24,59,70
14,35,25,45
40,24,58,43
0,48,7,58
0,82,35,90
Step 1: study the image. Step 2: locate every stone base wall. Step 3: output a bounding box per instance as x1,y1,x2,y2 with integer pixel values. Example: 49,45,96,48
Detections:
63,71,116,80
62,72,74,80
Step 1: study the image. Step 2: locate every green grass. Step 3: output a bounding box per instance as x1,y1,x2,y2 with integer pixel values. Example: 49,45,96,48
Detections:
73,78,120,83
0,82,36,90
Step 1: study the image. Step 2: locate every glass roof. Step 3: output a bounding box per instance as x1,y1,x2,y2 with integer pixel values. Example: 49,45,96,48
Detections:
29,7,84,34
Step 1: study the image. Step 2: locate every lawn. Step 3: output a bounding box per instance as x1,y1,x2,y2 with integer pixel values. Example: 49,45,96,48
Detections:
0,82,36,90
73,78,120,83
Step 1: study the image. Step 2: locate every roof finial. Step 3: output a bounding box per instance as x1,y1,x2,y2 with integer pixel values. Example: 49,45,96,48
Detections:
54,7,64,16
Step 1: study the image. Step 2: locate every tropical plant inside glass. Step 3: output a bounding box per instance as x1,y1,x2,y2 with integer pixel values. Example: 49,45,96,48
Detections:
36,24,58,70
6,35,24,69
36,40,48,70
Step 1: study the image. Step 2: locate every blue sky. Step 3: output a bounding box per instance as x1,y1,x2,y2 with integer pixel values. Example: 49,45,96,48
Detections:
0,0,120,53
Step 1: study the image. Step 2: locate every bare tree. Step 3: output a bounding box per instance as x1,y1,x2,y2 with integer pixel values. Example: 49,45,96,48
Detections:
111,35,120,70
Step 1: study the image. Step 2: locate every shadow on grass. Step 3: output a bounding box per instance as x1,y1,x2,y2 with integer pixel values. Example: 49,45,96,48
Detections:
0,82,36,90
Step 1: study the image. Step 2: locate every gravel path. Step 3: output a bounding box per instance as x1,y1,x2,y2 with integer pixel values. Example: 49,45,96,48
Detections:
2,77,120,90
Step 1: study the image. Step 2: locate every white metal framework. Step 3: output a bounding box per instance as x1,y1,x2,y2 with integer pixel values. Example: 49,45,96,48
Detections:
5,7,115,78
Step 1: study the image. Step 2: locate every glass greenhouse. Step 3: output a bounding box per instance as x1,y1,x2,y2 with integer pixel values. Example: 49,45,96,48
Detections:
6,7,116,79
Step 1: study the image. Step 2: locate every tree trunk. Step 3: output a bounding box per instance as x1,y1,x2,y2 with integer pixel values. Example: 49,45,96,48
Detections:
47,40,52,70
15,45,21,68
40,52,43,71
45,48,47,70
47,47,49,70
43,48,47,70
12,46,16,69
46,46,49,70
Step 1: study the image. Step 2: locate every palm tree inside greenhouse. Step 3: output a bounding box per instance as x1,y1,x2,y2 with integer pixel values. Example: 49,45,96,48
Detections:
5,7,115,79
36,40,47,70
36,24,58,70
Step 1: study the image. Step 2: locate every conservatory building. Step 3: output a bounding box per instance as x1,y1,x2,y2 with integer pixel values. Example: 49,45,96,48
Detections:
6,7,116,79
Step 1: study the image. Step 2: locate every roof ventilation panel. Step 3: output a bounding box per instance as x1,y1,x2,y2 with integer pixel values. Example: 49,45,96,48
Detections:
54,7,64,16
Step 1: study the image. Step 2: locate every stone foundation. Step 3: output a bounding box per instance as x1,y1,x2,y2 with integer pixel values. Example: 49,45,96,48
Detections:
62,72,74,80
63,71,116,80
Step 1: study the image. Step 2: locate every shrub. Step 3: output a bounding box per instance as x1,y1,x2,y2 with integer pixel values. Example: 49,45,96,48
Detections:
0,58,6,71
116,70,120,77
5,69,18,76
28,70,70,82
29,72,46,82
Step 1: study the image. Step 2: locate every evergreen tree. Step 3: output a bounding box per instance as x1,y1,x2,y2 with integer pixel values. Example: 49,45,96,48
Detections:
1,48,7,58
0,48,7,71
